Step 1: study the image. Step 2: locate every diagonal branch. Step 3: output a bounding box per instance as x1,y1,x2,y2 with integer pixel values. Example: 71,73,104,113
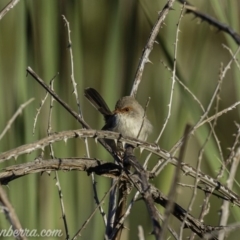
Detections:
130,0,176,97
0,129,240,207
177,0,240,45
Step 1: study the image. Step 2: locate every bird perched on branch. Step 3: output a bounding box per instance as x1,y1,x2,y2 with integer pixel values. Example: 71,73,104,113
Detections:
84,88,152,151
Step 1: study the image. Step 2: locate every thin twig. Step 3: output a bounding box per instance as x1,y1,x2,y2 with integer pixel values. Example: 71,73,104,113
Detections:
123,146,161,240
0,0,20,20
138,225,145,240
130,0,176,97
161,124,190,240
33,73,58,135
110,190,140,239
160,59,224,167
48,79,69,240
62,15,83,118
33,91,48,135
189,63,224,240
218,147,240,240
62,15,107,227
0,98,34,141
171,46,240,154
26,66,120,160
0,184,26,240
157,5,186,239
177,0,240,45
156,2,183,142
105,179,118,237
156,208,179,240
72,181,118,240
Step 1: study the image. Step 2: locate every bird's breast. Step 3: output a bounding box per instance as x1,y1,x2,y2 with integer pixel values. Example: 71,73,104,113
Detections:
111,114,150,141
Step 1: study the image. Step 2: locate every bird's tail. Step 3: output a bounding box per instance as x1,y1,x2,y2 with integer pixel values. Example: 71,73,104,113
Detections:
84,88,112,120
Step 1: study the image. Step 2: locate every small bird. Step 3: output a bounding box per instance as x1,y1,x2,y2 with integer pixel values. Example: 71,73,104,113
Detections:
84,88,152,151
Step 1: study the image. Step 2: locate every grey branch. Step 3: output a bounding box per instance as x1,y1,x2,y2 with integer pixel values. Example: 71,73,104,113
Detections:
0,158,223,239
0,129,240,207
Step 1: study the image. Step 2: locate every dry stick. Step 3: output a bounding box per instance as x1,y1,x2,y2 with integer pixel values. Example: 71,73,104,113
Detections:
26,67,117,157
225,122,240,167
110,188,139,238
148,8,185,224
142,1,184,175
219,147,240,240
160,124,190,240
169,49,240,212
177,0,240,45
188,63,224,240
111,185,126,240
72,181,118,240
62,15,107,227
32,91,48,135
180,128,214,239
27,67,88,127
223,45,240,71
130,0,176,97
0,184,27,240
113,146,162,240
160,60,224,166
108,147,160,239
47,79,70,240
151,187,220,240
0,158,230,239
156,207,179,240
33,73,58,135
196,102,240,130
0,157,232,203
183,64,236,238
110,169,222,240
106,180,118,237
138,225,145,240
171,46,240,155
0,158,110,184
189,64,225,240
211,63,224,179
177,183,230,202
113,174,129,239
142,0,183,185
157,1,184,142
62,15,82,118
0,98,34,141
32,72,59,135
204,222,240,240
0,0,20,20
1,129,240,207
153,93,238,183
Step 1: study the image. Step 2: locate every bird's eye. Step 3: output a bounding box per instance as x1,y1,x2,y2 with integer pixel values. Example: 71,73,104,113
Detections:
125,107,130,112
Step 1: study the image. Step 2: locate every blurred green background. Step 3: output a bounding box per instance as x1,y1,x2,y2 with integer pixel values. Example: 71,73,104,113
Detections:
0,0,240,239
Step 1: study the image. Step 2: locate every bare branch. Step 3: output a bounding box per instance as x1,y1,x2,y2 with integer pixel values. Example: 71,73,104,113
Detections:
0,0,20,20
0,98,34,141
178,0,240,45
0,185,26,240
130,0,176,97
